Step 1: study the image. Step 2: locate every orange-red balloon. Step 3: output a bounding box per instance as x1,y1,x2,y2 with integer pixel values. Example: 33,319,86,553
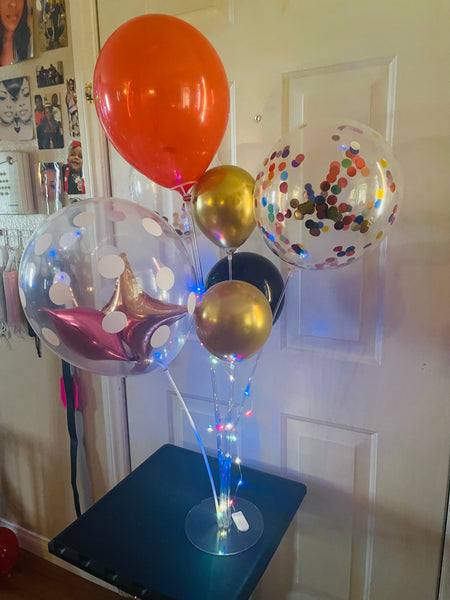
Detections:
93,14,230,195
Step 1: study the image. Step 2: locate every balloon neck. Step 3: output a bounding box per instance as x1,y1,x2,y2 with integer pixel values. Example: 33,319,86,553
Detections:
171,182,196,200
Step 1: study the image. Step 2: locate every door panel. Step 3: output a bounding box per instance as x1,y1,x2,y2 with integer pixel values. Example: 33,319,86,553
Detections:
282,416,377,600
92,1,450,598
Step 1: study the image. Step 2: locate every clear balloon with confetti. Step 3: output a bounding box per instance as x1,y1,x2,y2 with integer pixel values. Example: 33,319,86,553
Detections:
18,198,197,376
254,119,402,270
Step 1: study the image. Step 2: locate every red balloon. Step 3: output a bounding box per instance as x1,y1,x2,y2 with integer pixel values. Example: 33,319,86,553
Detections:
0,527,19,575
93,14,230,195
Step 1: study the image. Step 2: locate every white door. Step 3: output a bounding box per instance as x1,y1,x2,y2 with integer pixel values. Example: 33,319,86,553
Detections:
74,1,450,599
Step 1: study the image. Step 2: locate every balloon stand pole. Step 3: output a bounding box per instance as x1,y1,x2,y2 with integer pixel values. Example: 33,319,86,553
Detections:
273,266,296,319
185,358,264,555
227,250,234,281
164,368,219,515
239,266,296,407
183,196,205,295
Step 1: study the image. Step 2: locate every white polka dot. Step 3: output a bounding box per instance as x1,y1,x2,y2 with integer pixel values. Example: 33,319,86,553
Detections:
19,288,26,308
150,325,170,348
187,292,197,315
142,217,162,237
98,254,125,279
59,231,79,249
34,233,52,256
98,245,120,258
102,311,127,333
42,327,60,346
73,211,96,227
53,271,71,286
49,282,71,305
156,267,175,291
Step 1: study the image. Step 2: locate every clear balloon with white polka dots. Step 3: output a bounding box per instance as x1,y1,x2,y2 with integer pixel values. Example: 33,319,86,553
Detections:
19,197,198,376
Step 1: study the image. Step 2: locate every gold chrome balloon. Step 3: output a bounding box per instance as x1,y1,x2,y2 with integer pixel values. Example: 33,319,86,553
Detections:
195,280,272,361
192,165,256,249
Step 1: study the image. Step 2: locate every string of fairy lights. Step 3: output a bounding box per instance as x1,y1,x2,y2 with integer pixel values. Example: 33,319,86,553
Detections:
206,355,255,508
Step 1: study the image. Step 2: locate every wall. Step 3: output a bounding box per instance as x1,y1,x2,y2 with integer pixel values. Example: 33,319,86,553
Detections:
0,340,111,539
0,1,112,554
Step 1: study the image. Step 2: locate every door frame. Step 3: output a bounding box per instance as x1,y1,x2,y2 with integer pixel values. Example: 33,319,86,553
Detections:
69,0,130,488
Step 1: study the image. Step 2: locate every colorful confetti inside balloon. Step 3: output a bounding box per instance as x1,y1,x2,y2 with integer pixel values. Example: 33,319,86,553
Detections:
254,120,402,270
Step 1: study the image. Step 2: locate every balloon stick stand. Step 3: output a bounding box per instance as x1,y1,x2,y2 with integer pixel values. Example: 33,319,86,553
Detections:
185,496,263,556
185,357,264,555
166,359,264,555
183,197,205,295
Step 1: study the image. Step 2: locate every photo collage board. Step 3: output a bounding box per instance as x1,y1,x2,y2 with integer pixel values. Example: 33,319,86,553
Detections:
0,1,85,215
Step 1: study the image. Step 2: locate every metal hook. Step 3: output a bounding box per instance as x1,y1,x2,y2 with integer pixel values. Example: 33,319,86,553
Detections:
8,229,19,249
2,228,9,248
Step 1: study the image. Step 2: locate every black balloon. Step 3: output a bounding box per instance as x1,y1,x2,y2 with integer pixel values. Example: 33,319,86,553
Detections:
205,252,285,323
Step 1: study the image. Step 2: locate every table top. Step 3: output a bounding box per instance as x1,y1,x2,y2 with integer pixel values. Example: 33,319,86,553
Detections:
49,444,307,600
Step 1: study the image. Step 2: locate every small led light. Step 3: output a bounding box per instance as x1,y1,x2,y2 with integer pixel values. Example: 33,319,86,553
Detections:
235,457,241,465
245,410,253,417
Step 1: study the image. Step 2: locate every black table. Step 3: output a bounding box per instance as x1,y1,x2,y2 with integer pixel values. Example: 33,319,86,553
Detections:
49,444,307,600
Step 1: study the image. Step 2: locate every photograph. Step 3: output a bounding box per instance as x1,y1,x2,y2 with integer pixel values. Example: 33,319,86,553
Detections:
37,0,67,51
36,60,64,87
62,140,85,195
0,0,34,67
42,90,62,122
36,101,63,149
0,76,33,141
65,77,79,137
35,91,62,129
37,161,65,214
34,92,44,125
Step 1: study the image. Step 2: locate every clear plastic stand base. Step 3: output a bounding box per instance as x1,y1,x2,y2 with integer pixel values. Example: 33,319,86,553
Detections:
185,497,264,555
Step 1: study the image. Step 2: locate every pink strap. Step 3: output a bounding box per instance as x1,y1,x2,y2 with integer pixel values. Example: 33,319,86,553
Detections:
60,376,79,410
3,270,23,328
